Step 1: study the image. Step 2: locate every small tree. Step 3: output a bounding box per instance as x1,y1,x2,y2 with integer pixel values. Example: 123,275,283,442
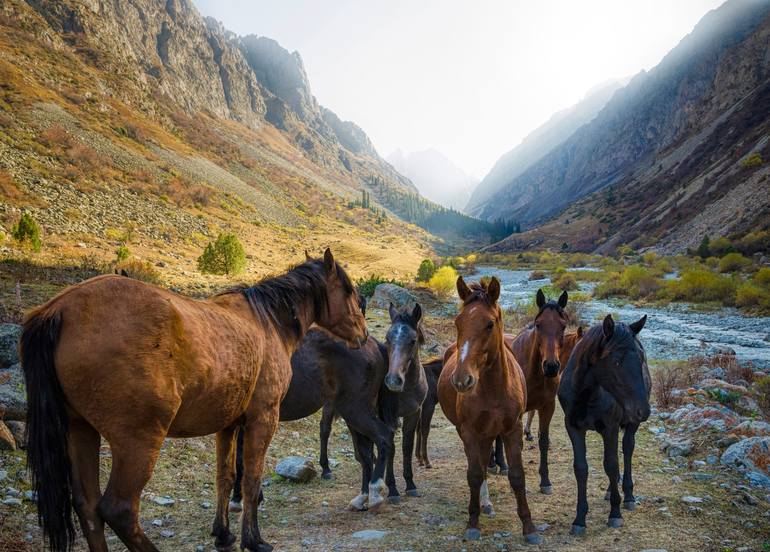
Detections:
12,212,41,252
416,259,436,282
197,233,247,276
115,245,130,262
697,235,711,259
428,266,458,298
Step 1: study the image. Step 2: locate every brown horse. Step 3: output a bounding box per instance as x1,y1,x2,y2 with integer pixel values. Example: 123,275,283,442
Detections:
21,249,366,552
437,276,541,545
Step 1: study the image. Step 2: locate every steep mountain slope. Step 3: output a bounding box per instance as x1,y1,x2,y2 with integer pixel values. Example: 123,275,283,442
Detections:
465,79,623,217
481,0,770,254
0,0,433,285
386,149,477,211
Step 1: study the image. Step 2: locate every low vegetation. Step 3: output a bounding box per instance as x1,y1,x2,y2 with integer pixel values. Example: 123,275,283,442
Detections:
11,212,41,252
197,233,247,276
356,274,406,298
428,266,459,298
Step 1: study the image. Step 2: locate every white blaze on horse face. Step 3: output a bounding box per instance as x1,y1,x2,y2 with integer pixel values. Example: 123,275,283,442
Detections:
460,340,470,363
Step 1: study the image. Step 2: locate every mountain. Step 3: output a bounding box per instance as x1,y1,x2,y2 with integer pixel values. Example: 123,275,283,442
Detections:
480,0,770,255
0,0,439,283
465,79,624,217
386,149,477,211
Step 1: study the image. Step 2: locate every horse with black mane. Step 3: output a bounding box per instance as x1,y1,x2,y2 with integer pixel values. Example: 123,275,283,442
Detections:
557,314,650,535
21,248,366,552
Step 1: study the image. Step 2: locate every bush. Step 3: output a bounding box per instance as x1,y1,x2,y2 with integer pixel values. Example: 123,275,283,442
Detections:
735,282,770,310
620,265,662,298
11,212,41,252
697,235,710,259
115,245,130,262
429,266,459,298
740,152,763,168
756,376,770,417
708,236,734,257
115,259,161,285
416,259,436,282
651,361,700,409
718,252,751,273
593,272,625,299
529,270,547,280
735,230,770,256
551,272,578,291
754,267,770,287
666,268,736,304
356,275,404,298
197,233,247,276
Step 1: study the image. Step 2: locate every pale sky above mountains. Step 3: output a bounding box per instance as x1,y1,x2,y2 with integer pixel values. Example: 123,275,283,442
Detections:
194,0,725,179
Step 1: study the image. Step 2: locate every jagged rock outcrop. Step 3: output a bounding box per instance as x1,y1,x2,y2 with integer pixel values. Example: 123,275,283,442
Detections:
478,0,770,254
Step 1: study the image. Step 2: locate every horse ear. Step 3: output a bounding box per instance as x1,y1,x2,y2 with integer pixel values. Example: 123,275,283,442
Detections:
323,248,336,274
629,314,647,335
487,277,500,303
602,314,615,339
577,325,583,338
305,249,312,261
389,302,398,322
558,290,568,309
536,288,545,308
412,302,422,323
456,277,471,301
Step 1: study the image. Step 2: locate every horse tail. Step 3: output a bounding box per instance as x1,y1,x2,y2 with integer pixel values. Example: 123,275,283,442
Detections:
20,308,76,552
377,382,399,431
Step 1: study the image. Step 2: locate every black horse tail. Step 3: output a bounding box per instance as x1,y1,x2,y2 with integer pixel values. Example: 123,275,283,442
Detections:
377,382,399,432
21,309,76,552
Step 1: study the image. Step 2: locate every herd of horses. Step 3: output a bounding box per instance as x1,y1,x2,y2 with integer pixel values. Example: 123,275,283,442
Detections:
19,249,651,551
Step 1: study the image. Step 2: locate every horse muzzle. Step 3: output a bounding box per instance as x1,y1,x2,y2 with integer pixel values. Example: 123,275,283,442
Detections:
384,373,405,392
451,373,477,393
543,360,560,378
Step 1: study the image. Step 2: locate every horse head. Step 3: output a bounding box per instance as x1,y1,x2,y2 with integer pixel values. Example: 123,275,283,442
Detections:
384,302,424,392
533,288,569,378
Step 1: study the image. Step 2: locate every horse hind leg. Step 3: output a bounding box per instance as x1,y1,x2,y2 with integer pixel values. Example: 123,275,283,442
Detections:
524,411,535,441
402,412,420,497
69,418,108,552
98,437,164,552
319,404,335,480
212,426,238,549
537,402,556,494
502,428,540,544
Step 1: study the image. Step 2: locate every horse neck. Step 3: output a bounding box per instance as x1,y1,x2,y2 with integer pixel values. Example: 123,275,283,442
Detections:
478,331,512,389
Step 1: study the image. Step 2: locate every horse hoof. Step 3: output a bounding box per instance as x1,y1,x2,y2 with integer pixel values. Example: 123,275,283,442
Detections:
481,504,495,516
499,468,508,476
388,495,401,505
321,471,333,480
604,491,611,501
570,525,586,536
525,433,534,441
607,517,623,528
464,528,481,541
367,495,385,512
228,500,242,513
540,485,553,495
623,501,636,511
425,462,433,469
348,494,368,511
256,544,273,552
487,465,497,474
406,489,420,497
524,532,543,545
214,532,237,550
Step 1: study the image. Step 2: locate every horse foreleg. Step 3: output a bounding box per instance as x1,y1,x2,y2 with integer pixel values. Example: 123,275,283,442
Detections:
460,432,488,540
211,426,238,549
229,427,244,512
98,437,164,552
69,418,108,552
524,411,535,441
494,434,508,474
418,399,436,468
347,428,372,511
402,411,420,497
240,414,279,552
385,426,400,503
601,426,623,527
621,424,638,510
319,404,335,480
566,424,589,534
537,401,555,494
501,428,539,544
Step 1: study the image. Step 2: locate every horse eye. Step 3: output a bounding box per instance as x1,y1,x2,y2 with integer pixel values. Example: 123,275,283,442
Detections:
486,321,494,331
410,339,417,346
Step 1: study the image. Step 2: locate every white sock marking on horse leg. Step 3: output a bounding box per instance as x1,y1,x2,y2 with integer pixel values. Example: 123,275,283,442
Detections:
480,479,491,507
348,493,368,511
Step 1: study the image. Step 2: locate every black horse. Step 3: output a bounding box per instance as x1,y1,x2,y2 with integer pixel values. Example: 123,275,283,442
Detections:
557,314,650,535
414,358,442,469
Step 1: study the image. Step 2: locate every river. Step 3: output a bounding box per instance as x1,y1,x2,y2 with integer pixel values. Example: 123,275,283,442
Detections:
473,266,770,368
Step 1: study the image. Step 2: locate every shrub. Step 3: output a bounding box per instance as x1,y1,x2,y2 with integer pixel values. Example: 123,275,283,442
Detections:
551,272,579,291
756,376,770,417
115,259,161,284
429,266,459,298
754,267,770,287
735,230,770,256
11,212,41,252
197,233,247,276
651,362,688,408
529,270,547,280
356,275,404,298
697,235,710,259
718,252,751,273
620,265,661,298
740,152,763,168
735,282,770,310
593,272,625,299
416,259,436,282
708,236,734,257
666,268,736,304
115,245,130,262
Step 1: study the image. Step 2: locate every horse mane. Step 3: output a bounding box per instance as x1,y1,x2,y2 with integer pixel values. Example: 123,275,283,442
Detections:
462,281,496,306
391,309,425,344
223,259,353,340
528,300,566,329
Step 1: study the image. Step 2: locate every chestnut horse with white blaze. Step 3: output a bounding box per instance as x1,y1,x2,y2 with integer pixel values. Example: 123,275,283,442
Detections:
21,249,366,552
438,276,541,545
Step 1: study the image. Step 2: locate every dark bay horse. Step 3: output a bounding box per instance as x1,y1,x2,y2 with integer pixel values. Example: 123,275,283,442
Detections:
557,314,650,535
438,277,541,545
415,357,443,469
489,290,583,494
21,249,366,552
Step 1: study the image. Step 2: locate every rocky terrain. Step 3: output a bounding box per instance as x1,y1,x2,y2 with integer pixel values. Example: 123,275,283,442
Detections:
476,0,770,255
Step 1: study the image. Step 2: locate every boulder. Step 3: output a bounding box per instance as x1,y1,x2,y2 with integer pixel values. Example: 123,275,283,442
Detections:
734,420,770,437
275,456,317,483
675,405,741,432
721,437,770,488
0,363,26,421
0,324,21,369
369,284,416,310
5,421,26,448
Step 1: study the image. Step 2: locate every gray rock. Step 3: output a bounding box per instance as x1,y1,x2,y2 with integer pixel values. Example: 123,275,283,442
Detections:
706,455,719,465
681,496,703,504
275,456,317,483
0,470,6,482
152,519,163,527
705,367,724,380
352,530,388,540
2,497,22,506
200,501,211,509
24,490,36,502
640,549,668,552
160,529,175,538
0,324,21,369
369,284,416,310
721,437,770,488
0,363,26,421
152,496,175,506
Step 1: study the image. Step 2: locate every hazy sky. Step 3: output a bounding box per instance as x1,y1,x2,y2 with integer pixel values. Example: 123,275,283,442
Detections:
194,0,724,178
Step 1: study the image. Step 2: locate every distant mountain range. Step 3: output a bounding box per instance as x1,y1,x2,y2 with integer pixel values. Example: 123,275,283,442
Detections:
476,0,770,254
386,149,477,211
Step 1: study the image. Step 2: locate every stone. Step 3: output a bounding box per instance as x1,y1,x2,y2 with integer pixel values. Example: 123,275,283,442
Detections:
0,324,21,369
663,437,692,458
2,497,22,506
0,364,26,421
640,549,668,552
0,470,6,482
671,475,683,484
368,284,417,310
735,420,770,437
152,496,175,506
160,529,175,538
705,367,724,380
0,421,15,451
681,496,703,504
200,501,211,509
152,519,163,527
706,455,719,465
352,530,388,540
721,437,770,488
275,456,317,483
24,491,36,502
